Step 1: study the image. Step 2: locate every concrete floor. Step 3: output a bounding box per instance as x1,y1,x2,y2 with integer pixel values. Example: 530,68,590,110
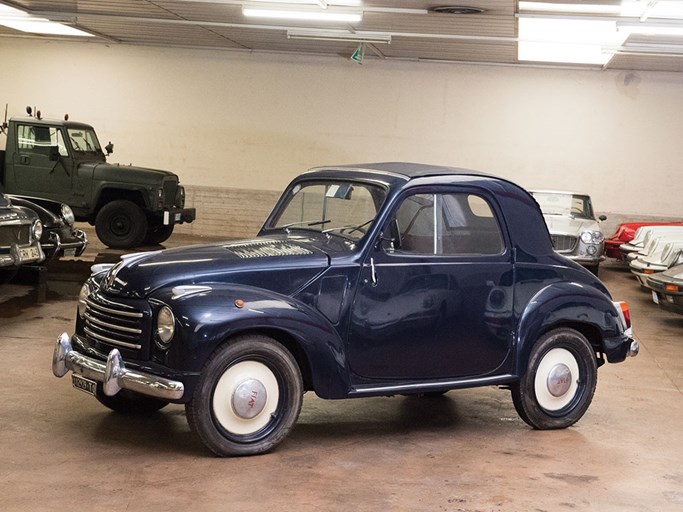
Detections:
1,231,682,512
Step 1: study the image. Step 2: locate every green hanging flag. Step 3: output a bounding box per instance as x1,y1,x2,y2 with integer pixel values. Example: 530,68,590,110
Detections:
351,43,364,64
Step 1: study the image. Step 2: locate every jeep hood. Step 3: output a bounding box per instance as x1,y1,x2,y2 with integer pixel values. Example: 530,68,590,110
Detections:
542,215,600,236
100,236,331,298
79,162,177,184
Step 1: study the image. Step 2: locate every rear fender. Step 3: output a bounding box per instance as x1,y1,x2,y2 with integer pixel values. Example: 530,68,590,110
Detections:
515,282,623,376
152,284,349,399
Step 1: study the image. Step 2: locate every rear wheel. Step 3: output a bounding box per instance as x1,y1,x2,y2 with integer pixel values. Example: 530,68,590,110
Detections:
95,200,148,249
186,335,303,457
95,386,169,414
511,328,597,429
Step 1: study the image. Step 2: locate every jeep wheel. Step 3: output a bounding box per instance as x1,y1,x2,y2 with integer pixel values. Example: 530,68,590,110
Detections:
144,223,174,245
511,328,597,429
95,200,148,249
95,386,169,414
186,335,303,457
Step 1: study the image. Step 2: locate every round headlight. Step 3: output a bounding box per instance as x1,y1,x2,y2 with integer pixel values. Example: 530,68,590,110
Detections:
156,306,175,346
580,231,592,244
592,231,604,243
32,220,43,241
78,283,90,319
61,204,75,226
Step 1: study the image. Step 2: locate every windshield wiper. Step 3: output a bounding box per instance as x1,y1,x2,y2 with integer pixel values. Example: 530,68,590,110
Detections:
280,219,331,233
323,218,375,237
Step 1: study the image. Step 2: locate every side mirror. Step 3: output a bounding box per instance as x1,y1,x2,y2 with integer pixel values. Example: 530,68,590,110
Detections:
49,145,60,161
599,215,607,221
105,142,114,155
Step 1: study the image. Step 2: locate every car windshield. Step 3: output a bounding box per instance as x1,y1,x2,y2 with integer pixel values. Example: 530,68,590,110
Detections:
67,127,102,154
267,180,387,241
532,192,594,220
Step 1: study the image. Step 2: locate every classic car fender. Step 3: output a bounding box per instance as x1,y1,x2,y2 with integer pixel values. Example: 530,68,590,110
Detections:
153,283,350,400
515,281,626,374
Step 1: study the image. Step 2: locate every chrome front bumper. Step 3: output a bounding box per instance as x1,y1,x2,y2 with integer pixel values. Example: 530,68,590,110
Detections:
52,333,184,400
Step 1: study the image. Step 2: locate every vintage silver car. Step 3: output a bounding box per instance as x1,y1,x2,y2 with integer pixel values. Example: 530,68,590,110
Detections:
530,190,605,275
0,193,44,281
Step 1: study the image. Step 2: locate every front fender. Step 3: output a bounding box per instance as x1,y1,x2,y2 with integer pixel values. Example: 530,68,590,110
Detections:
515,282,623,375
152,284,349,399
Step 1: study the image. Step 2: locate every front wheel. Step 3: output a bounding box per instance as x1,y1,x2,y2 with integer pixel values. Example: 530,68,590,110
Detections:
511,328,597,430
95,200,148,249
186,335,303,457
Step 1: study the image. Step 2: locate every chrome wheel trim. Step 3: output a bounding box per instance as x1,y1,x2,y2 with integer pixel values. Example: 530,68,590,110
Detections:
534,348,579,412
212,361,279,436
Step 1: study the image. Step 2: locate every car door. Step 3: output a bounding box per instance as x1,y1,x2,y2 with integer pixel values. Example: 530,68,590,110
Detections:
347,187,514,380
12,123,73,200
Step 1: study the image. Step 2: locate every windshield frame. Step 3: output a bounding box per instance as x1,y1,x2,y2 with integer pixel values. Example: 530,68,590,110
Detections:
263,178,389,243
66,126,103,155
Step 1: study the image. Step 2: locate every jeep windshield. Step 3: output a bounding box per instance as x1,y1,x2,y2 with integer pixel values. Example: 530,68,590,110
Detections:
67,127,103,154
267,181,387,241
531,191,595,220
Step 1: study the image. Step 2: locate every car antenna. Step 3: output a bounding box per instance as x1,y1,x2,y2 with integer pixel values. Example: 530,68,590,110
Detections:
0,103,7,135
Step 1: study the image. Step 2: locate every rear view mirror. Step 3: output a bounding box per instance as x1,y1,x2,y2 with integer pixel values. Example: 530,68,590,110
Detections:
105,142,114,155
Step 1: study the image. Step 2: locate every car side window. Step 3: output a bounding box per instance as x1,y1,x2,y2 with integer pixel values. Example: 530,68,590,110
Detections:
391,192,504,255
17,124,68,157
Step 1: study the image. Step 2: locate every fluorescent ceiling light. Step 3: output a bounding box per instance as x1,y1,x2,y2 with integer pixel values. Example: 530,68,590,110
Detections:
0,5,92,37
618,22,683,36
518,2,623,15
248,0,361,5
518,17,626,65
287,28,390,43
242,3,362,22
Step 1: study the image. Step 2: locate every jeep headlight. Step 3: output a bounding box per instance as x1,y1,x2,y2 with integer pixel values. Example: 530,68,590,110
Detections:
156,306,175,346
61,204,75,226
78,283,90,319
32,220,43,241
176,186,186,208
580,231,593,244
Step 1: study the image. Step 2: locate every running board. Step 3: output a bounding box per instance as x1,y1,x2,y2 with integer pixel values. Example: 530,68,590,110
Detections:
349,374,517,397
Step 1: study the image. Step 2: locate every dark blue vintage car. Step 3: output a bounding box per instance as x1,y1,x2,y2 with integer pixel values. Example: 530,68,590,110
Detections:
52,163,638,456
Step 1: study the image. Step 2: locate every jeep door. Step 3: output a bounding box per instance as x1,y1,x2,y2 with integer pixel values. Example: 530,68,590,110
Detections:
347,187,514,380
11,123,73,201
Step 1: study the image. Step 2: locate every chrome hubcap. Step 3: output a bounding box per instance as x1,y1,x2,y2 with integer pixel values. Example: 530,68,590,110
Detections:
232,378,268,419
547,363,572,397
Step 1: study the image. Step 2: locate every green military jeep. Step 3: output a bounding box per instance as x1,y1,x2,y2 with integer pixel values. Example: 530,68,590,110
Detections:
0,109,195,248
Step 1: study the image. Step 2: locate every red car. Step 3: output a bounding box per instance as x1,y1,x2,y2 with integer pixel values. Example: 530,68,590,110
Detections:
605,222,683,260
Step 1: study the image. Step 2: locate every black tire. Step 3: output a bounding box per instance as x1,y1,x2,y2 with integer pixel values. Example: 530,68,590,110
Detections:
144,223,174,245
186,335,304,457
95,200,148,249
511,328,597,430
95,386,169,414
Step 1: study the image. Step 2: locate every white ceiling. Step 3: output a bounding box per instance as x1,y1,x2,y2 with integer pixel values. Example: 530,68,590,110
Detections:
1,0,683,72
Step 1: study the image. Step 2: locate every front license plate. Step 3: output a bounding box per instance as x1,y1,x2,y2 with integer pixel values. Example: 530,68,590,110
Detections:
18,246,39,261
652,291,659,305
72,374,97,396
64,248,77,257
174,213,182,221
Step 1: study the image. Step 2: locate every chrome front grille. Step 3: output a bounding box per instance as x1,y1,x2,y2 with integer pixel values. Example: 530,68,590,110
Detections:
0,224,30,247
551,234,578,253
84,293,146,351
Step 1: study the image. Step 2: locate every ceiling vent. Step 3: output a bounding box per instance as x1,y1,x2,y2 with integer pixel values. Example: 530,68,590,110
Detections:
430,6,486,15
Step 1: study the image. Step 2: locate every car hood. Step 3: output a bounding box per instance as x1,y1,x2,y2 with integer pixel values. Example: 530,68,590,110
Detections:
543,215,600,236
99,235,332,299
78,162,177,184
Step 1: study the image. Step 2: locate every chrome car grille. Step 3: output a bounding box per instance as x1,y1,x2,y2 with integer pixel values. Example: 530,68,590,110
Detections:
84,293,146,351
551,234,578,253
0,224,30,247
